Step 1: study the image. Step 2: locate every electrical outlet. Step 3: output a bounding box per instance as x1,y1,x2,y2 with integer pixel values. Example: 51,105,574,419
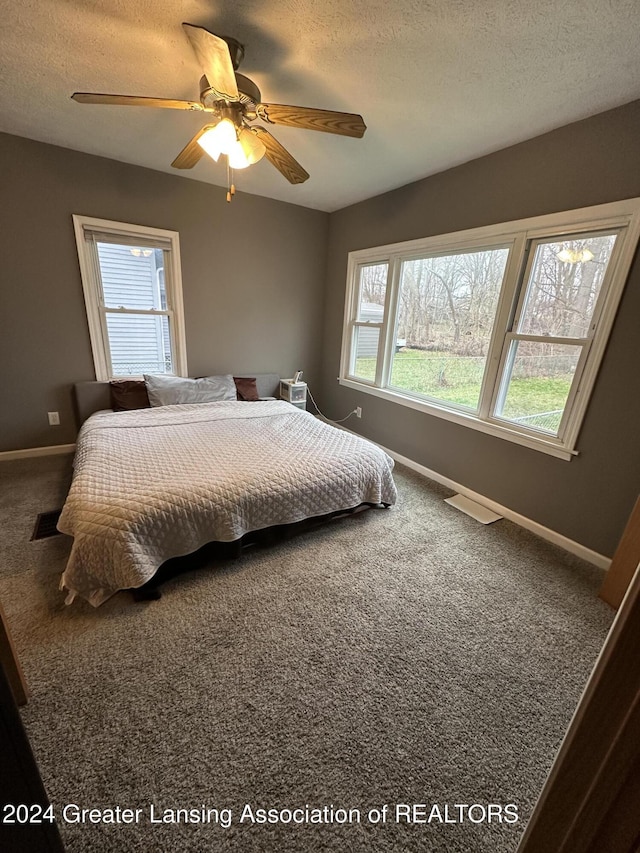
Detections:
355,407,362,419
48,412,60,426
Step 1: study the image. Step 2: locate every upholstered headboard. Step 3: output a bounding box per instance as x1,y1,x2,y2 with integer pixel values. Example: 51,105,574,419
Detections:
74,374,281,425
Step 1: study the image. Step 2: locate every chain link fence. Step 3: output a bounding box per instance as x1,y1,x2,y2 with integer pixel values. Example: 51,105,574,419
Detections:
354,350,572,434
112,358,172,376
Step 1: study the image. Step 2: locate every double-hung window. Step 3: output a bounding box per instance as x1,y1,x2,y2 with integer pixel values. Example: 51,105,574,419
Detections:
340,199,640,459
73,215,188,380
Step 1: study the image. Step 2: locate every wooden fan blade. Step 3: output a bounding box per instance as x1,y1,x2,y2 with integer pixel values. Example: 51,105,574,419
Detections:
182,23,239,102
171,125,217,169
255,103,366,138
71,93,205,111
251,128,309,184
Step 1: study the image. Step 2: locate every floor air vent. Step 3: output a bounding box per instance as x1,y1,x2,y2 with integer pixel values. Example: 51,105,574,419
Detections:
444,494,503,524
31,510,62,541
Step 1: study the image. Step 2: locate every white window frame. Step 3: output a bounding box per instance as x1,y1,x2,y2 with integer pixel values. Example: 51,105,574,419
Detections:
72,215,188,381
339,198,640,461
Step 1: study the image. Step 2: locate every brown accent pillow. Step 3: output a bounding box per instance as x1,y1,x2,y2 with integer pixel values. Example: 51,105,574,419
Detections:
109,380,151,412
233,376,259,402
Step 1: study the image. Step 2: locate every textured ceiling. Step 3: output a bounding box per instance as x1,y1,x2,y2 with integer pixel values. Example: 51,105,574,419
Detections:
1,0,639,212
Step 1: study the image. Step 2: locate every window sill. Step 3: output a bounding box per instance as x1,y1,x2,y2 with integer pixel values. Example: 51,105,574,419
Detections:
338,377,576,461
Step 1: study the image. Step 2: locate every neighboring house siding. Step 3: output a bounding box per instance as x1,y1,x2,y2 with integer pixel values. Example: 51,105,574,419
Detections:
356,303,405,357
357,303,383,357
98,245,156,307
97,244,170,374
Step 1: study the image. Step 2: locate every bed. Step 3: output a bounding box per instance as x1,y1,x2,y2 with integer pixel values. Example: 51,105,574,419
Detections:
59,375,397,606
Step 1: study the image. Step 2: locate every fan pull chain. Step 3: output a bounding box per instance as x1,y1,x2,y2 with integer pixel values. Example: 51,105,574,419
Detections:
226,161,236,203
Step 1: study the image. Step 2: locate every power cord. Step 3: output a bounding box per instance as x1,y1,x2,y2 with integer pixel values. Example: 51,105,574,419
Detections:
306,385,358,424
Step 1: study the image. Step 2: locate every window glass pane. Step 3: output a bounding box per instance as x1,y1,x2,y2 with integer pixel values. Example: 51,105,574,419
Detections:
495,341,581,435
518,233,618,338
352,326,379,381
97,243,167,310
356,263,387,321
106,314,173,376
390,247,510,409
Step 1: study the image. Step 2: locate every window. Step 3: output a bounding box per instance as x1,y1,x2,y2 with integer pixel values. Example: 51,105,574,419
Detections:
340,199,640,459
72,215,187,380
350,262,388,382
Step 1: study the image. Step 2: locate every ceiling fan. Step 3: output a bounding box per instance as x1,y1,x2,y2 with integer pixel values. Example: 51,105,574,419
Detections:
72,23,366,192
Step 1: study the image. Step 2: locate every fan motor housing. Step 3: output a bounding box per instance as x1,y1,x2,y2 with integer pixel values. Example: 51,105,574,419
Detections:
199,74,261,114
235,73,261,106
221,36,244,70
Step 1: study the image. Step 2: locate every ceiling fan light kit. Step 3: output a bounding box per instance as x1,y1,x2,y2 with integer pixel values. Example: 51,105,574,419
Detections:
237,128,266,165
556,247,595,264
71,22,366,202
197,118,237,162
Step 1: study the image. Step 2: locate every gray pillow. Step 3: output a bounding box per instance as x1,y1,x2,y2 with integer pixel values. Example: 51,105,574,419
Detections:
144,374,237,407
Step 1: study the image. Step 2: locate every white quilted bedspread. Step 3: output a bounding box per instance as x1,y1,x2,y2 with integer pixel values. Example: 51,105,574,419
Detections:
58,401,396,606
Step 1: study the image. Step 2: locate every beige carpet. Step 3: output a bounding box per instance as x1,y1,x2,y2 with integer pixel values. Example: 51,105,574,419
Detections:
0,454,613,852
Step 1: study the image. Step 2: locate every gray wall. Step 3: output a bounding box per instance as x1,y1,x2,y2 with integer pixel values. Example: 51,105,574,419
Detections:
0,133,328,452
320,100,640,557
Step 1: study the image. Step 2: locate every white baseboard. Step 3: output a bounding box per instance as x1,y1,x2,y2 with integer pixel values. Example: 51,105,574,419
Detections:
0,444,76,462
381,444,611,571
322,415,611,569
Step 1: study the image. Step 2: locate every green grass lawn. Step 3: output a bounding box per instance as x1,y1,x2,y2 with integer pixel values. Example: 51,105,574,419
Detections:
355,349,572,433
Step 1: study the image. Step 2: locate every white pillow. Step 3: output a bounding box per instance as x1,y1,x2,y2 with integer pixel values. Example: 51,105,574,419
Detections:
144,374,237,407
